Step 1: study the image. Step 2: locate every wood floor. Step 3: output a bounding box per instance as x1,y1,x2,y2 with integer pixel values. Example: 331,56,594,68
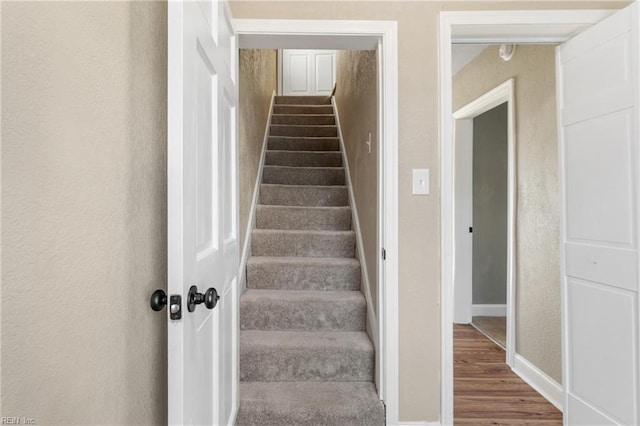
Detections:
454,324,562,425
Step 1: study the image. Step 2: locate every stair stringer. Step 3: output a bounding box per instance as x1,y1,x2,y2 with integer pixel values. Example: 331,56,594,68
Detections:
331,96,380,367
238,91,276,293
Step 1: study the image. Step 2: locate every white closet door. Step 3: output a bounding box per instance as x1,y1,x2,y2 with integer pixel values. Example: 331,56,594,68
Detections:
282,49,336,96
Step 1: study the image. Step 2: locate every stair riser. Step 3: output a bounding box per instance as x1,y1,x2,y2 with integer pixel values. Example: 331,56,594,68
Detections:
252,231,355,258
272,115,336,126
236,382,385,426
265,151,342,167
240,297,366,331
270,125,338,138
260,185,348,207
275,96,331,105
263,167,345,186
247,260,360,291
256,206,351,231
268,137,340,152
273,105,334,115
240,344,373,382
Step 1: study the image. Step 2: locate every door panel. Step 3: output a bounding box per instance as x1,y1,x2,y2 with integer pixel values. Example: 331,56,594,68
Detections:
567,279,637,424
558,3,639,425
315,52,335,93
565,244,638,292
562,33,634,126
196,52,218,255
168,0,238,424
568,395,618,426
287,54,310,94
564,110,634,245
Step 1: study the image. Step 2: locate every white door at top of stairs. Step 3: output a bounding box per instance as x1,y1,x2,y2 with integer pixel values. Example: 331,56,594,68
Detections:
281,49,336,96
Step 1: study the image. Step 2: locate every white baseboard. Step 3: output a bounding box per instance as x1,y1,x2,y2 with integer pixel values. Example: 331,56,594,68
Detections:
512,353,564,412
238,91,276,293
472,303,506,317
331,98,379,355
396,422,441,426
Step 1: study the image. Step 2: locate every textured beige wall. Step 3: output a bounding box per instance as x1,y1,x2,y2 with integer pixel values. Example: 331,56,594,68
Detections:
1,2,168,424
335,50,378,315
453,45,563,383
0,1,629,424
239,49,277,258
230,1,628,421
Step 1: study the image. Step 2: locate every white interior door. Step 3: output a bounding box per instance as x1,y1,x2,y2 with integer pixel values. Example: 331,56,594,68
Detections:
558,3,639,425
281,49,336,96
168,1,239,425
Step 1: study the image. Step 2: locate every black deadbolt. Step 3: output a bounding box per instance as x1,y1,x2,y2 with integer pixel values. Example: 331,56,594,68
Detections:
187,285,221,312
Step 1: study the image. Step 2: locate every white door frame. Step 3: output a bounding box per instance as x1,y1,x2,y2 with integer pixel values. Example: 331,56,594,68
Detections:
453,79,516,365
234,19,400,425
439,9,615,426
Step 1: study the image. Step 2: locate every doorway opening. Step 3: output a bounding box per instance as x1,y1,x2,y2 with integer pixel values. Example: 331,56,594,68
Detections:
451,42,566,423
439,9,616,426
234,19,400,424
453,79,515,358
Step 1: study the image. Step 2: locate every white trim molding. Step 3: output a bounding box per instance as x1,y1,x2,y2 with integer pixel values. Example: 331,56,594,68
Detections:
238,91,276,293
513,353,564,412
471,304,507,317
235,19,399,424
439,9,612,426
397,422,441,426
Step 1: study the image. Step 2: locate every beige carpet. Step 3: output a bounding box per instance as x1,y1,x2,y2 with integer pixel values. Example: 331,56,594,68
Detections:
237,95,384,425
472,316,507,348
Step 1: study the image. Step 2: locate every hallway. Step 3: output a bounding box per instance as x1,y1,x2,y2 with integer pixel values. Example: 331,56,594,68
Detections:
454,324,562,425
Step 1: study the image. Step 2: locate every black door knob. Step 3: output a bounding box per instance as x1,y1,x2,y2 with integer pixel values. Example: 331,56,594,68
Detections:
187,285,221,312
204,287,220,309
150,289,167,311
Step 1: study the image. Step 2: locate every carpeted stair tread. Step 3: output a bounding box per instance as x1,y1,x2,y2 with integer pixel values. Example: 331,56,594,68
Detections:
273,104,334,115
265,150,343,167
268,136,340,152
252,229,355,258
240,330,374,382
271,114,336,126
240,290,366,331
236,382,384,426
275,95,331,105
246,256,360,291
270,124,338,138
262,165,345,186
260,184,348,207
256,205,351,230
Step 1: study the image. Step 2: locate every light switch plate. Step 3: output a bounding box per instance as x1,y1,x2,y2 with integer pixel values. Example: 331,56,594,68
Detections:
412,169,429,195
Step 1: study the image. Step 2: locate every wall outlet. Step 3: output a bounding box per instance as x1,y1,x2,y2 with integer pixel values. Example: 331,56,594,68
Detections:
412,169,430,195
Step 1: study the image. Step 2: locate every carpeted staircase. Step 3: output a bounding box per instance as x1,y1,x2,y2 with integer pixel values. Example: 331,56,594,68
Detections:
236,95,385,425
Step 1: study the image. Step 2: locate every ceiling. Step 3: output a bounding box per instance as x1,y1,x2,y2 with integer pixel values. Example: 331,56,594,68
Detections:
238,34,379,50
451,44,489,76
